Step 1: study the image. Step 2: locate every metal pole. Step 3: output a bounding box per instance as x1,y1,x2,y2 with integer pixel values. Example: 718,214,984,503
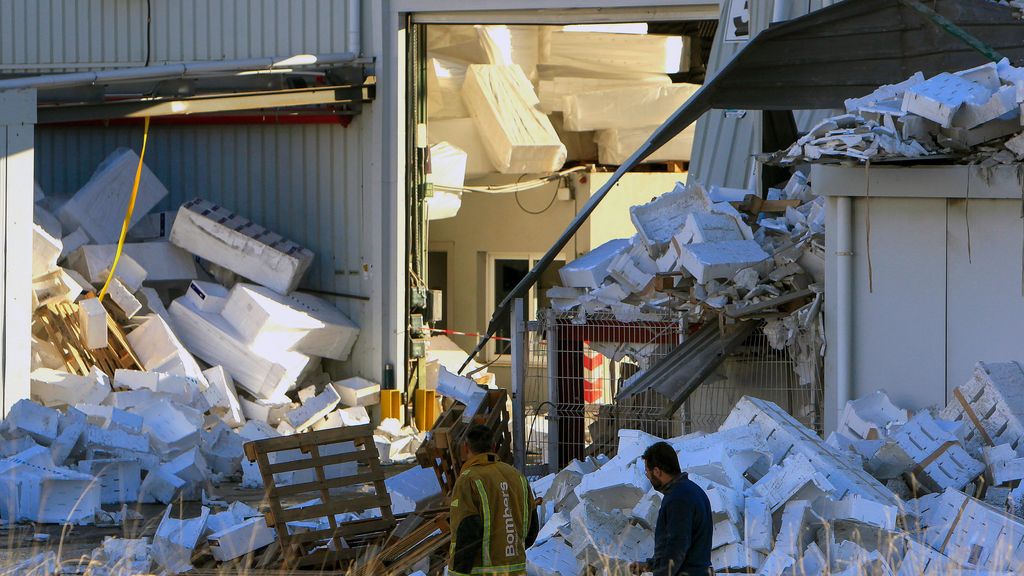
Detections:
898,0,1003,63
545,309,559,475
511,298,526,473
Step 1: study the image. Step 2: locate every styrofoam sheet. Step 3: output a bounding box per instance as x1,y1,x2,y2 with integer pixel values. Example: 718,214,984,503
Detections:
428,118,499,178
57,148,169,244
538,75,670,114
220,283,359,361
426,57,469,120
595,124,695,165
542,31,685,75
169,198,314,295
169,296,318,401
461,64,567,174
563,83,700,132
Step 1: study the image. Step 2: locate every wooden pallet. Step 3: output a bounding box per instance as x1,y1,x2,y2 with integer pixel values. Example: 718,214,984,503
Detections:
354,509,451,576
243,424,396,570
415,389,511,496
34,298,143,377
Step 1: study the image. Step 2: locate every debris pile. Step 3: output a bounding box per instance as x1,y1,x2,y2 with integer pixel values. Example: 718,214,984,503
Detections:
764,59,1024,165
528,361,1024,575
16,149,435,573
553,175,823,329
425,24,698,220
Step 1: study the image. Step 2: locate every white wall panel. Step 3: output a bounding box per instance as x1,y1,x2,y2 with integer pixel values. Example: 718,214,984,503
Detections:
946,199,1024,396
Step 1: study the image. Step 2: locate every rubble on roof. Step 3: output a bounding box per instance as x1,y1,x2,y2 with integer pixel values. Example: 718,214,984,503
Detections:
763,59,1024,166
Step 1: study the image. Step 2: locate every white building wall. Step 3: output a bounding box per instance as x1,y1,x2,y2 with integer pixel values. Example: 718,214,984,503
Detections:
4,0,391,383
819,164,1024,432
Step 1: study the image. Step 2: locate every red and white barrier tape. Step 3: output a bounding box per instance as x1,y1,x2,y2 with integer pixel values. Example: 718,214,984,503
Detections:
428,328,512,342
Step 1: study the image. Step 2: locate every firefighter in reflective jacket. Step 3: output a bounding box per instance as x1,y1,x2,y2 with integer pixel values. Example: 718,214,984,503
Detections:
448,424,539,576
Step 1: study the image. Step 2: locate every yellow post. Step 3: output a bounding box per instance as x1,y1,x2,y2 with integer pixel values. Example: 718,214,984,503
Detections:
381,389,402,420
415,389,439,431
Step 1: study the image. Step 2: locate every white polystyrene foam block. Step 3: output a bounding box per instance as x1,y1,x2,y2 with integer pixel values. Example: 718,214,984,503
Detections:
543,31,685,75
461,64,566,174
31,368,110,408
170,198,313,295
58,148,169,244
77,459,141,505
183,281,229,314
220,283,359,361
559,238,631,290
7,399,60,444
32,224,62,278
630,181,711,251
901,72,993,128
563,83,699,132
202,366,245,428
78,297,109,350
678,240,770,285
286,385,341,432
332,377,381,407
436,367,487,421
169,296,317,401
207,516,276,561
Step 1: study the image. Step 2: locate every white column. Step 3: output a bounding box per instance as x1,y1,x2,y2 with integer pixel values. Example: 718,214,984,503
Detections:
0,89,36,415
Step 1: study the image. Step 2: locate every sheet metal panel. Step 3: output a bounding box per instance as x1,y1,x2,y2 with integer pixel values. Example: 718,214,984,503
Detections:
0,0,351,72
689,0,841,189
34,123,373,371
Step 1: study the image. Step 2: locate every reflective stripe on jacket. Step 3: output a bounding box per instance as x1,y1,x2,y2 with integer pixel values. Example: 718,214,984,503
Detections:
448,452,532,576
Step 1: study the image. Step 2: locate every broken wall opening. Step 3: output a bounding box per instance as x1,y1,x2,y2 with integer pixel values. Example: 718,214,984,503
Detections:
417,16,719,401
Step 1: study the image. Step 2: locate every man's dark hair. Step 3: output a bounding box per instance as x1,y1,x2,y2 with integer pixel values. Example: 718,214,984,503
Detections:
642,441,681,476
464,424,494,455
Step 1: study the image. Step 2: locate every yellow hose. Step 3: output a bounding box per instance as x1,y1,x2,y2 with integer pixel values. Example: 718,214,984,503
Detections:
98,116,151,301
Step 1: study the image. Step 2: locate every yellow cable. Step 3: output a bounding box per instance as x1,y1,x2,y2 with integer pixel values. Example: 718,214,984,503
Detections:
98,117,151,301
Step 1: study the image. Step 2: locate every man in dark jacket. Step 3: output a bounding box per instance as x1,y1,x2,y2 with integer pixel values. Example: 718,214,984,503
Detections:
630,441,714,576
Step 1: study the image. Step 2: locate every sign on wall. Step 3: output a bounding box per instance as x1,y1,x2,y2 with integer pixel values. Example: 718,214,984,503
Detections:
725,0,750,42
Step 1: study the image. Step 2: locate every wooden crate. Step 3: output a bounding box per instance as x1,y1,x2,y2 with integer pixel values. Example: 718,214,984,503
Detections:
415,389,511,496
243,424,396,569
34,298,143,377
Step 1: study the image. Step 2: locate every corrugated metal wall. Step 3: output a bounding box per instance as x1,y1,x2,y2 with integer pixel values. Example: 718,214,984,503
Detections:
6,0,383,380
35,124,368,313
689,0,841,189
0,0,352,71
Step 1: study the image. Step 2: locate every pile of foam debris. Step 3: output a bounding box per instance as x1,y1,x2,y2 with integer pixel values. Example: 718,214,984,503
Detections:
764,59,1024,166
551,173,824,363
526,360,1024,575
14,149,447,573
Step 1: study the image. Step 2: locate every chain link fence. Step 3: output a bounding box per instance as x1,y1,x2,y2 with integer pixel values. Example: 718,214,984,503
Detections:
517,308,823,476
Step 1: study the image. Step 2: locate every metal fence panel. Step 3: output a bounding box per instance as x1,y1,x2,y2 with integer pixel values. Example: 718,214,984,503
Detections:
518,308,823,476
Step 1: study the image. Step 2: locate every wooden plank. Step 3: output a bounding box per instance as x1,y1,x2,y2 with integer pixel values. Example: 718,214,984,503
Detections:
274,495,389,524
248,424,373,454
286,517,398,545
264,447,371,475
270,469,386,498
